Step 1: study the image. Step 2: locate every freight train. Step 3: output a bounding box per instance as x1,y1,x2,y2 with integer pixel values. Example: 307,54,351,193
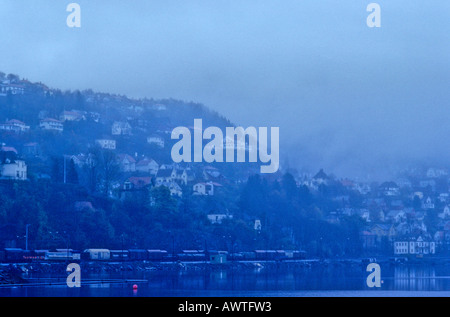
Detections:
0,248,306,263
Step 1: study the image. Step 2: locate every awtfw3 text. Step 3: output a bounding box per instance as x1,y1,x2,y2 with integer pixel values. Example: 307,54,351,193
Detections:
178,301,272,314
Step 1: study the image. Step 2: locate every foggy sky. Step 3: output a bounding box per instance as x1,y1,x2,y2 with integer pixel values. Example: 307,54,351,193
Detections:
0,1,449,179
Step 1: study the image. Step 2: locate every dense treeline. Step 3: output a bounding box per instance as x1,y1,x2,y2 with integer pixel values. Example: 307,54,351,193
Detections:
0,173,365,257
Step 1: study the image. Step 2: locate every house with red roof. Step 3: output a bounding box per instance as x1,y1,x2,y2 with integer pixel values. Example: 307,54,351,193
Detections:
136,158,159,175
0,119,30,133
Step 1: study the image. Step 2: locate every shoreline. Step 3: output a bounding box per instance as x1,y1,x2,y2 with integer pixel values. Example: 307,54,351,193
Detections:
1,256,449,279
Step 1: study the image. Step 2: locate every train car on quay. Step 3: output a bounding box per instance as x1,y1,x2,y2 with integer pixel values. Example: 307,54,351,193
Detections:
177,250,207,262
81,249,110,261
110,250,129,261
128,249,148,261
45,249,81,262
147,250,168,261
3,248,30,263
0,248,307,263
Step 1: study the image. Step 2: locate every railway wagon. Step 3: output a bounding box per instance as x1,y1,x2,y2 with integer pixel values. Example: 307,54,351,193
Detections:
254,250,279,260
128,249,148,261
3,248,27,262
45,251,80,261
110,250,129,261
177,250,206,262
82,249,111,261
147,250,168,261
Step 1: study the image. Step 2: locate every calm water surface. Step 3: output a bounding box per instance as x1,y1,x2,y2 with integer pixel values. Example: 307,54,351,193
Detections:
1,264,450,297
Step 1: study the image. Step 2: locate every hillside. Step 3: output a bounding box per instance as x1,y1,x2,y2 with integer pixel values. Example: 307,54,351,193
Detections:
0,72,374,257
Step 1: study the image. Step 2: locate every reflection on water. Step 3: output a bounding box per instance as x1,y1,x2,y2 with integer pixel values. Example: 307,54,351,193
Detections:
393,266,441,291
0,264,449,297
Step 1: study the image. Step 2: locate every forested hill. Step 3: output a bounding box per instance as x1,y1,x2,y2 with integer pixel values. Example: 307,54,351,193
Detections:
0,72,232,151
0,71,364,257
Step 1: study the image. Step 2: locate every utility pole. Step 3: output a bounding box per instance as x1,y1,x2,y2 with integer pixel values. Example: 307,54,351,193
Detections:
25,224,30,251
63,155,67,184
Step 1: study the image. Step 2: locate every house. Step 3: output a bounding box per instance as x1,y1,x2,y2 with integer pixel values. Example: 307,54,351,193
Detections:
0,119,30,133
370,224,397,242
151,104,167,111
40,118,63,132
167,182,183,197
207,214,233,224
203,166,221,180
396,178,412,188
60,111,84,122
74,201,95,212
379,182,400,196
155,169,173,185
438,206,450,219
112,121,132,136
0,147,27,180
147,135,164,148
313,169,329,185
419,179,436,190
95,139,116,150
422,197,435,210
394,236,435,256
193,182,222,196
172,169,188,185
123,177,152,191
70,153,96,168
116,154,136,172
156,181,182,197
438,193,449,203
136,159,159,175
426,168,447,178
357,209,371,222
386,210,406,223
22,143,41,157
0,83,25,95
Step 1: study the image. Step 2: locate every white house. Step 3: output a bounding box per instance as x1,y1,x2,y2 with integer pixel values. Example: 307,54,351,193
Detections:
40,118,63,132
394,236,435,256
95,139,116,150
112,121,132,136
0,147,27,180
0,160,27,180
60,111,84,122
193,182,221,196
0,83,25,96
167,182,183,197
422,197,435,210
439,206,450,219
147,135,164,148
207,214,233,224
136,159,159,175
156,181,182,197
172,169,188,186
0,119,30,133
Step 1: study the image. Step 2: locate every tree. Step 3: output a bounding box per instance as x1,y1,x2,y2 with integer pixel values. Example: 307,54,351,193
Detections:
281,173,297,201
51,156,63,183
67,159,79,184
